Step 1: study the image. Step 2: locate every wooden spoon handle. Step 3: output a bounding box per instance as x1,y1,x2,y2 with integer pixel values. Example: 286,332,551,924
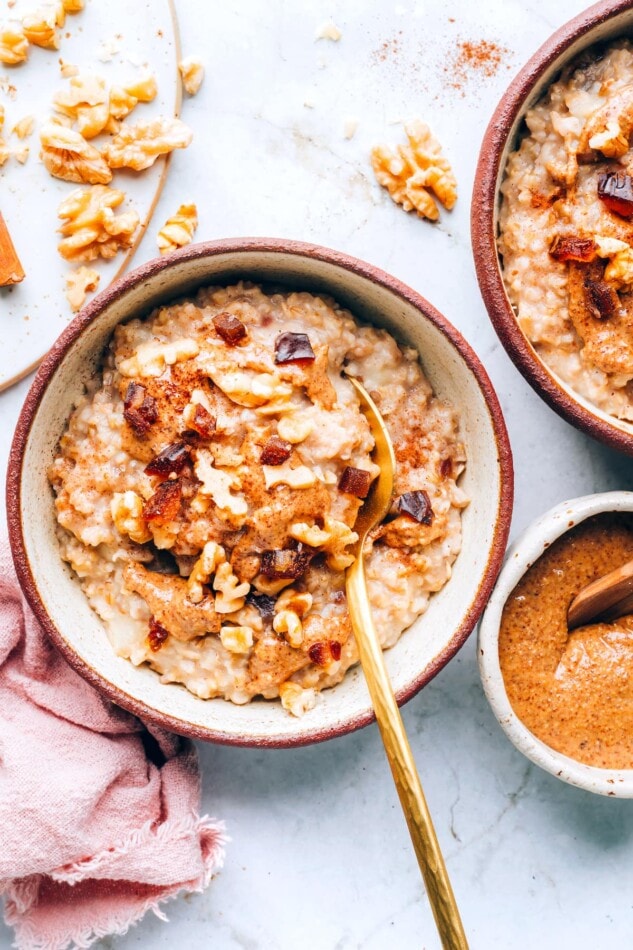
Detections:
568,558,633,629
346,557,469,950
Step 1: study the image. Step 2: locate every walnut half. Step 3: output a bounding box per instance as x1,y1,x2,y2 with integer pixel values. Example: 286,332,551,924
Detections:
101,116,193,171
40,120,112,184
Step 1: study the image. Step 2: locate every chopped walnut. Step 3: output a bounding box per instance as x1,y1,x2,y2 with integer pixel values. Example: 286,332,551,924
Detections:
65,265,99,310
213,561,250,613
219,625,253,654
12,115,34,138
40,120,112,184
178,56,204,96
273,588,313,647
108,85,138,123
263,462,317,490
157,203,198,254
57,185,139,262
194,449,248,517
61,0,84,11
12,144,28,163
101,116,193,171
289,515,358,570
0,25,29,65
279,681,317,717
111,491,151,544
124,71,157,103
595,235,633,289
315,19,342,41
118,337,199,378
22,8,59,49
53,73,109,139
371,118,457,222
187,541,226,604
276,414,313,444
0,138,8,167
59,58,78,77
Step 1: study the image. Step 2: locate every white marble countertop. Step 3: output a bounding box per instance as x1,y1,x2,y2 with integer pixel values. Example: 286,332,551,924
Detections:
2,1,633,947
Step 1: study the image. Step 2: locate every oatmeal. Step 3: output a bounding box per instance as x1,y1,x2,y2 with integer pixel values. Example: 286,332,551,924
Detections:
49,284,468,714
500,514,633,769
499,41,633,421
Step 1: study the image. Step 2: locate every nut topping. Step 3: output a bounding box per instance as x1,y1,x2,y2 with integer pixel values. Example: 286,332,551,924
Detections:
143,479,183,525
274,332,315,365
549,235,597,263
260,547,311,579
183,403,217,441
123,381,158,435
338,466,372,498
260,435,292,465
396,490,434,525
144,441,191,478
213,311,247,345
148,617,169,652
597,172,633,218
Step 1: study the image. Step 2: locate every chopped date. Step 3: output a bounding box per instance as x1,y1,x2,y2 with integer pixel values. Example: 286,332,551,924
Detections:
143,479,183,525
245,590,276,621
145,441,191,477
213,311,247,345
123,382,158,435
339,466,372,498
274,331,315,365
148,617,169,652
584,275,619,320
260,547,311,579
439,458,453,479
183,403,217,441
260,435,292,465
549,235,597,262
308,641,330,666
396,490,434,525
329,640,342,661
597,171,633,218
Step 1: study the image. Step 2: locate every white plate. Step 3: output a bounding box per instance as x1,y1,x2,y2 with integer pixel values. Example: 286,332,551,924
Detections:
0,0,180,391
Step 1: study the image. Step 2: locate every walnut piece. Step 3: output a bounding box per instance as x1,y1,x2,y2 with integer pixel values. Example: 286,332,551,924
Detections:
101,116,193,171
65,264,100,310
53,73,109,139
12,115,34,138
40,120,112,184
118,337,199,377
279,681,317,717
0,25,29,64
178,56,204,96
22,8,59,49
61,0,84,11
111,491,151,544
595,235,633,289
57,185,139,262
124,71,157,103
371,119,457,222
157,203,198,254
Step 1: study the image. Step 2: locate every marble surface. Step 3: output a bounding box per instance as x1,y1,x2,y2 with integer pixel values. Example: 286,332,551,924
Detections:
2,0,633,947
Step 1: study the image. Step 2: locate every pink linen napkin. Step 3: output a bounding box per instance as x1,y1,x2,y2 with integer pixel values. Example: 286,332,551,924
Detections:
0,534,226,950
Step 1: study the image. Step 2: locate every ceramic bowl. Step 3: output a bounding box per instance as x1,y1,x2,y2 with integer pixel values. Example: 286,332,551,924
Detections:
479,491,633,797
472,0,633,456
7,238,513,747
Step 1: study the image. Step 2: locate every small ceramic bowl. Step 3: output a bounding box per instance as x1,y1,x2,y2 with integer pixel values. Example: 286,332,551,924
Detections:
472,0,633,456
479,491,633,797
7,238,513,747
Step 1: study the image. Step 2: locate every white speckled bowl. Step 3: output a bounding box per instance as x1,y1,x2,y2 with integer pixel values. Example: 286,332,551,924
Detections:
7,239,513,747
479,491,633,797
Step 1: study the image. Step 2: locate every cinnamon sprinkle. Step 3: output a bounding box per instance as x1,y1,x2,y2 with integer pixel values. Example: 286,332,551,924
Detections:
445,38,510,93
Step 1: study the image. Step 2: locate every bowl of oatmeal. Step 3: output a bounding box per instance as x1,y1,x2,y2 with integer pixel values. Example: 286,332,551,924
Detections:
7,239,512,746
479,491,633,797
473,0,633,455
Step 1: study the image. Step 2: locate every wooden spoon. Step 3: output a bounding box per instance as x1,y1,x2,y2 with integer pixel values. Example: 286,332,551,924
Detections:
568,558,633,629
344,374,468,950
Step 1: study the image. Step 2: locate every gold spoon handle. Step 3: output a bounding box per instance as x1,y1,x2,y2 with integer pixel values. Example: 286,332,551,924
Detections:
346,558,469,950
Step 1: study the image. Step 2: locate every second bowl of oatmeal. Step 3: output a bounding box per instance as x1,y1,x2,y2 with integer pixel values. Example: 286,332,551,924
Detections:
473,0,633,455
7,239,512,747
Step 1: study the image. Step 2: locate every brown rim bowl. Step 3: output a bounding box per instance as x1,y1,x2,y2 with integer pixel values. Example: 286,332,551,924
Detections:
472,0,633,456
7,239,513,747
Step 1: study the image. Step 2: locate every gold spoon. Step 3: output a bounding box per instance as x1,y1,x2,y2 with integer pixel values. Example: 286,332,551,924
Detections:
344,374,469,950
568,557,633,629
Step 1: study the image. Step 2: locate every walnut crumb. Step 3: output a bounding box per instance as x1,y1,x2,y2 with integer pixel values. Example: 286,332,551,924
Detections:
157,203,198,254
178,56,204,96
65,265,100,310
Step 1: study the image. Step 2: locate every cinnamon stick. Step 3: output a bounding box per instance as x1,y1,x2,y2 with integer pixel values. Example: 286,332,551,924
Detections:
0,213,25,286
